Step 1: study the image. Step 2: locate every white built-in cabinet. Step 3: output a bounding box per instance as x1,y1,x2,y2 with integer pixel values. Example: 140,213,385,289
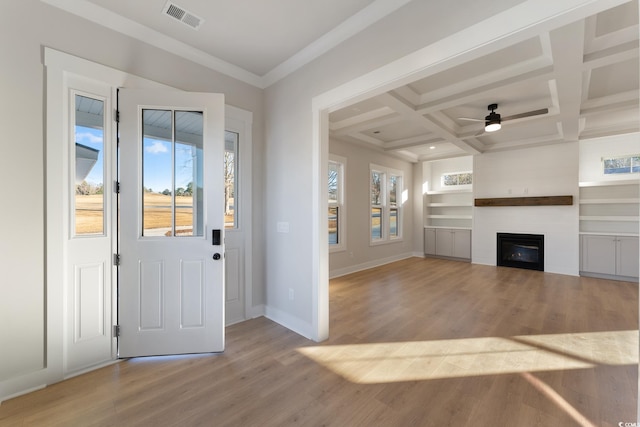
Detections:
579,179,639,281
424,189,472,261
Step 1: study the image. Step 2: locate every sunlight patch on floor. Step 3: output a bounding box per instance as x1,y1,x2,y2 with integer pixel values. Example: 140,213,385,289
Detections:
297,330,638,384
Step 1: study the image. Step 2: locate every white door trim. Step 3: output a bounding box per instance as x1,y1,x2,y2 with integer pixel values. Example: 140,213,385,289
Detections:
43,49,168,386
15,48,232,403
225,106,257,321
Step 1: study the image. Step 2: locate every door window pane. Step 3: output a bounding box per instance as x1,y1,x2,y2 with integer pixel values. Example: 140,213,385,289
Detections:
224,131,238,229
143,110,172,236
74,94,105,236
142,110,204,237
175,111,203,236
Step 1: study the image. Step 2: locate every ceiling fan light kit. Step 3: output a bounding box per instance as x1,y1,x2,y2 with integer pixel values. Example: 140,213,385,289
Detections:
485,103,501,132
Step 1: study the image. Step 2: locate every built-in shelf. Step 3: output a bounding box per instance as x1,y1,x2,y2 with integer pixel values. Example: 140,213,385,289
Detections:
579,180,639,236
474,195,573,207
579,216,639,222
579,198,640,204
425,189,473,229
579,179,639,187
424,226,471,230
426,202,473,207
426,189,472,195
426,215,473,220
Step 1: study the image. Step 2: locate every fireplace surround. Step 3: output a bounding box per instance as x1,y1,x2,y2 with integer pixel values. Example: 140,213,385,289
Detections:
497,233,544,271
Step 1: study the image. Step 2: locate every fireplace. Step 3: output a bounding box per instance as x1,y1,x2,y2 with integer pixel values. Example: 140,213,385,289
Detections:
497,233,544,271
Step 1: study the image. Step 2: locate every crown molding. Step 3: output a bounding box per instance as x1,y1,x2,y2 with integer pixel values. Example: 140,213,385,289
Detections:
41,0,412,89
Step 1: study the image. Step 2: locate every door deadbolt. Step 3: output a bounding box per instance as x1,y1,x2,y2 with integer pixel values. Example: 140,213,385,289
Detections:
213,253,221,260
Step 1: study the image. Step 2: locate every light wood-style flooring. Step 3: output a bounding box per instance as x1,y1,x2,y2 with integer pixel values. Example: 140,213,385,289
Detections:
1,258,637,426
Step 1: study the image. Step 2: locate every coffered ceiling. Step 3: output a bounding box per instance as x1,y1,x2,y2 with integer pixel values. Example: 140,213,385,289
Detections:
329,1,639,162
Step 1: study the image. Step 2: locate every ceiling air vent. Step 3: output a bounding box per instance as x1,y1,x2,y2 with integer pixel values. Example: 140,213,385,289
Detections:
162,1,204,30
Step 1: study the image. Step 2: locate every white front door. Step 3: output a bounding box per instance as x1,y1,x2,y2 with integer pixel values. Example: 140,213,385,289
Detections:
118,89,225,357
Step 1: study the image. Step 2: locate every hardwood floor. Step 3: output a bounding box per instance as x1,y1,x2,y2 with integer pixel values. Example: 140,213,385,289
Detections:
1,258,637,426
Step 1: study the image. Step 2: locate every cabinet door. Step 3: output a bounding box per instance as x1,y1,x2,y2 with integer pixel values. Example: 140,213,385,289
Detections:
424,228,436,255
435,229,454,256
617,236,639,278
581,235,617,275
452,229,471,259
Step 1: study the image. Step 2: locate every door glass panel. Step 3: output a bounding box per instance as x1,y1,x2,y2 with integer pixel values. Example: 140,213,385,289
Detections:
142,109,204,237
224,131,238,229
142,110,172,236
74,94,105,236
175,111,204,237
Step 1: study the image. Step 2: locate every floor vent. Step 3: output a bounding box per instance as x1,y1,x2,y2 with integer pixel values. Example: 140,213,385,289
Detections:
162,1,204,30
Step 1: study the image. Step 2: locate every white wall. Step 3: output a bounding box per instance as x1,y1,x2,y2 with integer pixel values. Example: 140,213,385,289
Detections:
472,143,580,275
0,0,264,399
328,139,414,278
263,0,525,339
579,133,640,183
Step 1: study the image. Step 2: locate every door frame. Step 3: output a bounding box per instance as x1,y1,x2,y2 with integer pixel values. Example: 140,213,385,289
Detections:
44,48,254,387
224,106,255,324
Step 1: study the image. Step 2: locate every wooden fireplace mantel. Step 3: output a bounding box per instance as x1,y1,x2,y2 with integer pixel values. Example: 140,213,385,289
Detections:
474,195,573,207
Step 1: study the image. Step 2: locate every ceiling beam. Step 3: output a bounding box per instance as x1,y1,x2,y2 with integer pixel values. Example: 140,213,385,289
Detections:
331,114,403,136
383,135,442,151
379,92,480,154
549,20,586,141
330,106,396,131
415,66,555,115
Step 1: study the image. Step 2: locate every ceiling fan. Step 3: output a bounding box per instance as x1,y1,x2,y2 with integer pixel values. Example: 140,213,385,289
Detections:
459,103,549,133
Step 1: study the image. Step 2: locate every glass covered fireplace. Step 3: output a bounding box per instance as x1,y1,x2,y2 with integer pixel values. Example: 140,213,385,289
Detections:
497,233,544,271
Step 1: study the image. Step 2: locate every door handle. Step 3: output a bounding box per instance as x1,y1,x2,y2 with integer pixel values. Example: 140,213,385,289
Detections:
213,253,221,260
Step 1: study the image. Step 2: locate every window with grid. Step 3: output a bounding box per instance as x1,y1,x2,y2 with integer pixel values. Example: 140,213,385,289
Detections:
370,165,403,244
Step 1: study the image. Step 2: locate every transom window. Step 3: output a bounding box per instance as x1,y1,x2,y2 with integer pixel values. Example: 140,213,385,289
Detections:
442,171,473,187
603,155,640,175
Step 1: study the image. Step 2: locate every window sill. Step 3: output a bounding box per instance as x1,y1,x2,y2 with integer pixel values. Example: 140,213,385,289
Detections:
369,237,403,247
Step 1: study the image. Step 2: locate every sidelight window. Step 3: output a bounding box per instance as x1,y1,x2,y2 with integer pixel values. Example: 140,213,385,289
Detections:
73,93,106,236
224,131,238,229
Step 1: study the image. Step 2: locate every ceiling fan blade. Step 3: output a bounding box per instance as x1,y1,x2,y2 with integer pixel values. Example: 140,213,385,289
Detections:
458,117,483,122
502,108,548,121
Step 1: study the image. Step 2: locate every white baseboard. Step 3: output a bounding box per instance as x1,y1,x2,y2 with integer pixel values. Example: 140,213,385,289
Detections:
329,252,415,279
1,383,46,404
249,304,265,319
64,359,121,380
264,305,313,340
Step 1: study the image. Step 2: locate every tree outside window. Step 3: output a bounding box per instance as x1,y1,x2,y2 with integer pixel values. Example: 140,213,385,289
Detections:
329,156,346,251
